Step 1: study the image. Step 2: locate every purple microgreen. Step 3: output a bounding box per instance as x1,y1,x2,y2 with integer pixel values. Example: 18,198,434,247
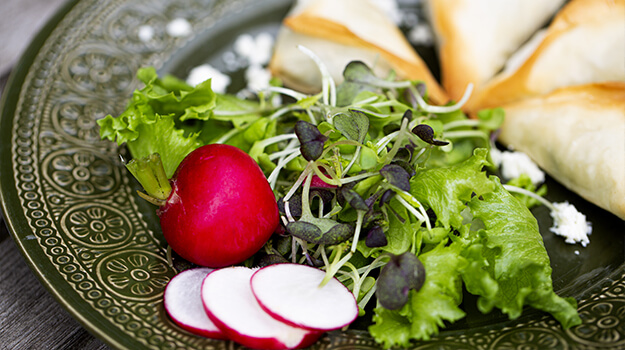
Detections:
340,187,369,212
394,147,412,163
375,252,426,310
401,109,413,124
286,221,353,245
412,124,449,146
383,123,401,135
294,120,328,161
365,225,388,248
380,189,396,205
364,210,385,227
380,164,411,192
391,159,416,178
257,254,289,267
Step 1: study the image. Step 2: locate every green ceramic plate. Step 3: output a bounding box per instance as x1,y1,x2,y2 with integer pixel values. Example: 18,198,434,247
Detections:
1,0,624,349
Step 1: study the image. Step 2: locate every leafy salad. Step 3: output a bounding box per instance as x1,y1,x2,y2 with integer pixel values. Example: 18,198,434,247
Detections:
98,54,581,347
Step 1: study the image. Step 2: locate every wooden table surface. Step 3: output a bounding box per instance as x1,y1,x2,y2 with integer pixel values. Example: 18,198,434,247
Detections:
0,0,110,348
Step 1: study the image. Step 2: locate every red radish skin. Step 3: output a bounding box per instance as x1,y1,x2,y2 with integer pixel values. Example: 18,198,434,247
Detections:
310,174,337,189
251,263,358,331
158,144,279,267
163,268,226,339
201,267,322,350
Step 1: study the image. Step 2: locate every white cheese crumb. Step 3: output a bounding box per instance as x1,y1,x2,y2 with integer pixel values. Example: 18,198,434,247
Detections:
495,149,545,185
166,18,192,37
186,64,231,93
407,23,434,46
574,250,580,255
550,201,592,247
245,64,272,92
234,33,274,66
137,25,154,42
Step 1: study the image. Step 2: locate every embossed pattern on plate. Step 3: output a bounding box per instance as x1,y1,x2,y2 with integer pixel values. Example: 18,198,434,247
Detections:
1,0,624,349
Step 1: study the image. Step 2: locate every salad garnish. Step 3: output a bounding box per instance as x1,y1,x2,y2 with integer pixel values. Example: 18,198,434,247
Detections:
98,55,582,346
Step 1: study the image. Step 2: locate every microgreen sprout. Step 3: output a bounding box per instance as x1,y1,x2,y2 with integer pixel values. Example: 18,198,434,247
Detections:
375,252,425,310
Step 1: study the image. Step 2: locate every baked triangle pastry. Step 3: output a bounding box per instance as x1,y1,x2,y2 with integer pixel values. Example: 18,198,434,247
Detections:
469,0,625,111
426,0,566,107
269,0,448,105
498,82,625,220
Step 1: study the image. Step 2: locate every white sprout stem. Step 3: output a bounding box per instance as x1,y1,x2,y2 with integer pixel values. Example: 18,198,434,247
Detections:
267,148,302,189
311,165,378,186
395,194,431,229
383,117,409,161
268,139,300,161
306,109,318,125
376,130,399,153
350,95,380,107
284,201,296,223
321,250,353,287
212,109,264,117
264,86,308,101
413,83,473,114
350,211,365,253
342,146,362,176
214,127,243,144
268,147,299,161
297,45,336,107
358,284,377,310
282,162,314,202
258,133,298,149
444,130,489,140
350,108,404,120
443,118,481,131
269,105,301,121
503,184,556,211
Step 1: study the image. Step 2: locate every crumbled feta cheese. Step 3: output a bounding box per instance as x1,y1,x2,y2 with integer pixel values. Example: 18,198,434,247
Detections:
549,201,592,247
407,23,434,46
234,33,274,66
186,64,231,93
166,18,192,37
245,65,272,92
137,25,154,42
498,150,545,185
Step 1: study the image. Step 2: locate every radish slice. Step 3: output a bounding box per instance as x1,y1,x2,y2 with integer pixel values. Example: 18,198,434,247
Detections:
163,268,226,339
251,263,358,331
201,266,321,350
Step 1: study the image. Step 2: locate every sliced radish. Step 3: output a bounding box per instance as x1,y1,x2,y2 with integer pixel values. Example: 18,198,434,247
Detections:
201,266,321,350
163,268,226,339
251,263,358,331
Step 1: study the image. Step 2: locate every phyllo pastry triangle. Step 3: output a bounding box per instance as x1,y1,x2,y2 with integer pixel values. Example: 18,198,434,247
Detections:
269,0,448,105
427,0,565,107
498,82,625,220
470,0,625,111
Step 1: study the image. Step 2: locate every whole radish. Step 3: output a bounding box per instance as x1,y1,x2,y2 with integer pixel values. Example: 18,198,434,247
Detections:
128,144,279,267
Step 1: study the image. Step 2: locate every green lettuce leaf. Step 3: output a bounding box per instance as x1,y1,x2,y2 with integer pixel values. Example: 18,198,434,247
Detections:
410,148,496,230
464,177,581,328
369,242,466,347
98,67,215,177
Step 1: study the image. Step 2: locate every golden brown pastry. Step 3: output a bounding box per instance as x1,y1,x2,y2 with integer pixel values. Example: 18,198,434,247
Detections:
426,0,565,106
469,0,625,111
269,0,448,105
498,82,625,220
